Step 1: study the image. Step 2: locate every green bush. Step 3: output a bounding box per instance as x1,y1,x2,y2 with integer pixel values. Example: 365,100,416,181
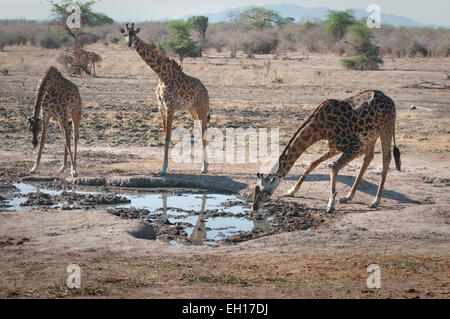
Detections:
324,10,357,42
272,77,284,83
164,20,200,62
341,24,383,70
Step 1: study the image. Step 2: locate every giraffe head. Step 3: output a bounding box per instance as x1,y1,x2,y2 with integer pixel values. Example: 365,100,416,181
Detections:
28,116,42,148
252,173,278,211
119,23,141,48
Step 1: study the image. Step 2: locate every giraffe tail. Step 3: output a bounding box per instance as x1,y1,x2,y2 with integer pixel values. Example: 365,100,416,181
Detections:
393,126,401,172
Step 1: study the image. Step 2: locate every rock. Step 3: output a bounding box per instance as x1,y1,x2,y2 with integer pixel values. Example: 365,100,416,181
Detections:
410,105,417,110
127,221,157,240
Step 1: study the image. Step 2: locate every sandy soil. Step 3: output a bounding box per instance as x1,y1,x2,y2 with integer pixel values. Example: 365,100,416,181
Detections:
0,44,449,298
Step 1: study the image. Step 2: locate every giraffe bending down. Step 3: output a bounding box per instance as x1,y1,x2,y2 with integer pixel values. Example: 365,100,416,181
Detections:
120,23,210,175
28,66,82,178
252,90,401,213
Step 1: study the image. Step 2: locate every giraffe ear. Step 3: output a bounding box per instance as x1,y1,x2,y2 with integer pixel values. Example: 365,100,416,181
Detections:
135,27,141,34
119,28,125,34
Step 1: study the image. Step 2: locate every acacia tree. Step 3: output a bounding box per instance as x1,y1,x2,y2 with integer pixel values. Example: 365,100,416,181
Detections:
50,0,112,75
237,7,285,30
187,16,208,56
324,10,357,42
164,20,199,63
50,0,113,49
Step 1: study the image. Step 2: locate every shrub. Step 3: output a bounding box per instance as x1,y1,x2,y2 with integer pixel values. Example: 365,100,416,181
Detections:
341,23,383,70
297,23,327,53
40,36,62,49
272,77,283,83
241,30,279,55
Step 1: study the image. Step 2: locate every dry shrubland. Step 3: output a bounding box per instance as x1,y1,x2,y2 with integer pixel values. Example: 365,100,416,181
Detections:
0,19,448,58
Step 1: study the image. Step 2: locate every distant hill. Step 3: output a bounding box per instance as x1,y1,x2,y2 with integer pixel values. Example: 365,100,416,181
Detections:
183,3,447,28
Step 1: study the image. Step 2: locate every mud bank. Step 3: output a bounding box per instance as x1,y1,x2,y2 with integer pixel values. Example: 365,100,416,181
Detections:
72,175,248,194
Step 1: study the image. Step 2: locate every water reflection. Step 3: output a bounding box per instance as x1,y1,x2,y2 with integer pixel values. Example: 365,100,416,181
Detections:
190,194,207,245
9,183,267,245
253,218,272,232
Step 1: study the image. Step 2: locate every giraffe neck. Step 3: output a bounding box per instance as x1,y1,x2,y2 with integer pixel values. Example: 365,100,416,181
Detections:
132,36,181,82
265,123,320,194
33,67,57,118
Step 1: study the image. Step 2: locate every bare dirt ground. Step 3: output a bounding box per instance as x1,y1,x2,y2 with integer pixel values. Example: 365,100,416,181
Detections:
0,44,449,298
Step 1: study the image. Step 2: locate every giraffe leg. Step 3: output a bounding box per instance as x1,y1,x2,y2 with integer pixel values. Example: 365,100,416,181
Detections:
58,146,69,173
339,141,376,203
189,107,209,174
30,120,49,174
59,119,77,178
71,108,81,175
285,150,337,197
369,127,393,208
200,113,208,174
159,106,167,134
159,111,174,175
56,119,68,173
326,149,361,213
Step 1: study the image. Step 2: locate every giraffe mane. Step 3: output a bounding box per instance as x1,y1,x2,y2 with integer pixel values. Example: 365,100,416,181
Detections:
279,101,327,159
137,36,183,72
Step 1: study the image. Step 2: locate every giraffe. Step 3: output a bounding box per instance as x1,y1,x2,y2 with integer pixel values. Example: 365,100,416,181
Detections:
252,90,401,213
28,66,82,178
120,23,210,175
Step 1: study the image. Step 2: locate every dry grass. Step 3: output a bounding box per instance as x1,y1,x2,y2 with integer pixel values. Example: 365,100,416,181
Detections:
1,44,448,156
0,250,448,298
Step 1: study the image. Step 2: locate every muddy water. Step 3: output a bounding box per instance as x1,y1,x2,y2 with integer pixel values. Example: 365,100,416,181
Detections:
3,182,321,245
4,183,266,246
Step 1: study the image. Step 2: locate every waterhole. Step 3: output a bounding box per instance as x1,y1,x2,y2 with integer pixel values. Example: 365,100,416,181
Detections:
3,183,274,246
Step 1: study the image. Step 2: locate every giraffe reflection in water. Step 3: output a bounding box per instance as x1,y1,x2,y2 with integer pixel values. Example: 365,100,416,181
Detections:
159,193,270,245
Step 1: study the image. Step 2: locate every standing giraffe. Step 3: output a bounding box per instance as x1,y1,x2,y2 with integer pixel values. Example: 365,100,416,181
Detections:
28,66,82,178
252,90,401,213
120,23,210,175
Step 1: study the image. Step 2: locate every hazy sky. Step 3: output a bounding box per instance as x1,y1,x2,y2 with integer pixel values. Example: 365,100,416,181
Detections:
1,0,449,26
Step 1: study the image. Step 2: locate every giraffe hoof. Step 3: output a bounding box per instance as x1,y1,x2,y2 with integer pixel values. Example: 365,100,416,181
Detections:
326,207,335,214
58,165,67,173
158,171,166,176
339,197,350,204
369,202,379,209
30,166,38,174
284,187,296,197
284,191,295,198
